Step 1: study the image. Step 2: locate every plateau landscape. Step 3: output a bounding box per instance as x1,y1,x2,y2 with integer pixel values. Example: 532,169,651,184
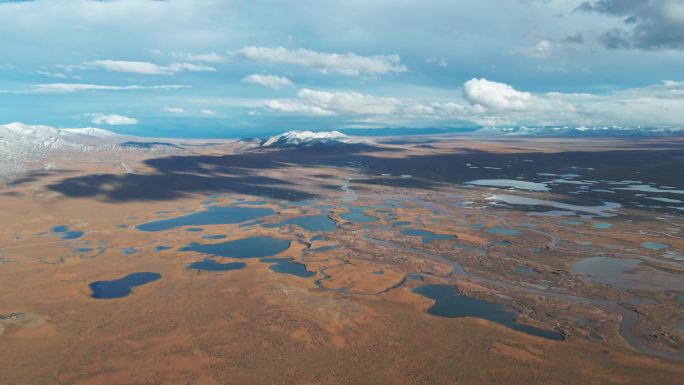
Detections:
1,1,683,384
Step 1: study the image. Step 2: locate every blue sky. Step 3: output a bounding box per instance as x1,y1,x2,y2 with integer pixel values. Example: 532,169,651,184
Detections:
1,0,684,138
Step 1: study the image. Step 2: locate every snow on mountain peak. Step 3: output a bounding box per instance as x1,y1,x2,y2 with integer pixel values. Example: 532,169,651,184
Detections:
261,130,366,147
60,127,118,137
0,122,121,178
1,122,117,141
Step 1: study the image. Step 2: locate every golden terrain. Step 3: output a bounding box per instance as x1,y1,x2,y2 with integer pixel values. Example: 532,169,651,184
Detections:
0,137,683,384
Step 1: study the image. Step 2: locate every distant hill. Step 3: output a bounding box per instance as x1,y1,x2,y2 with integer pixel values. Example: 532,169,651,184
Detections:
476,126,684,137
259,130,371,148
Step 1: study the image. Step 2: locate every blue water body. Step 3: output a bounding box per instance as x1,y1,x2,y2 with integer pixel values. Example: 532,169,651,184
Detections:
120,248,137,255
276,215,337,232
640,241,670,251
136,206,276,231
485,228,520,236
186,227,203,232
559,220,583,226
180,236,290,259
89,272,161,299
311,234,325,241
493,240,512,246
592,222,612,230
77,248,93,253
268,260,315,277
392,221,412,227
625,296,657,305
401,229,434,237
62,231,84,240
674,320,684,332
154,246,171,252
465,179,549,192
372,270,384,275
412,284,564,341
235,201,267,206
187,259,246,272
515,266,539,275
571,257,640,285
423,234,456,243
340,207,378,223
52,225,84,240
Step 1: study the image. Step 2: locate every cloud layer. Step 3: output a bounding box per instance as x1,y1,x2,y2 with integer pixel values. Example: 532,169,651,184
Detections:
0,0,682,135
578,0,684,50
241,74,294,89
261,78,684,129
235,46,407,76
90,113,138,126
88,60,216,75
31,83,189,93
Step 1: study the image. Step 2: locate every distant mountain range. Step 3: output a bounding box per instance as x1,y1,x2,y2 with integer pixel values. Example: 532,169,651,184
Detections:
476,126,684,136
259,130,371,148
0,122,118,169
0,122,185,179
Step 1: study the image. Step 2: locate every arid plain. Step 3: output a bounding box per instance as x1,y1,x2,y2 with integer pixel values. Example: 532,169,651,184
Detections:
1,136,683,384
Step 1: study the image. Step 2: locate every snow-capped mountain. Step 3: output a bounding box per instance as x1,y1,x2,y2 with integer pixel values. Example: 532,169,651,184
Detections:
60,127,118,138
0,122,122,178
260,130,369,148
1,122,117,154
476,125,684,136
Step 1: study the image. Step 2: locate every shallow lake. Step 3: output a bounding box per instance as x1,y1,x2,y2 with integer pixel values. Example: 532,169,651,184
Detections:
187,259,246,272
180,236,290,259
340,207,378,223
571,256,684,291
571,257,640,285
466,179,550,192
485,228,520,236
400,228,455,244
641,241,670,251
89,272,161,299
413,284,564,341
267,259,315,277
52,225,84,240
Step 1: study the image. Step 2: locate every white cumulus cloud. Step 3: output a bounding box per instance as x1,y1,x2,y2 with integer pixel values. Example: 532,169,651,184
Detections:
241,74,294,89
463,78,533,111
265,88,401,116
31,83,189,93
90,113,138,126
164,107,185,113
235,46,407,76
87,60,216,75
172,52,225,63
